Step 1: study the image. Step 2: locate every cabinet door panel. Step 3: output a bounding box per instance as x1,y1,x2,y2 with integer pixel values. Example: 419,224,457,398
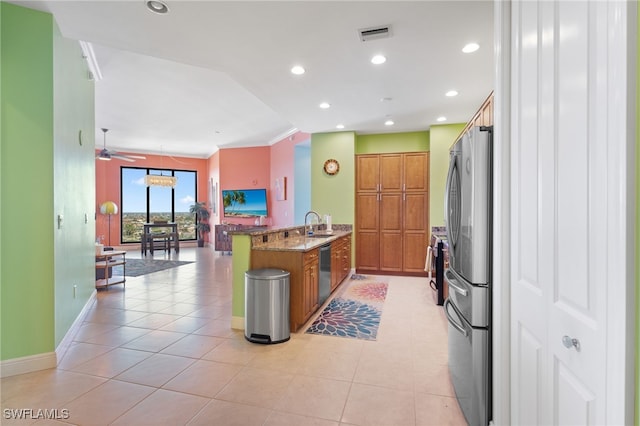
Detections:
380,154,403,191
331,240,342,291
356,155,380,192
356,231,379,271
403,232,428,273
303,260,318,322
404,152,429,192
380,232,403,271
404,192,427,231
380,193,402,231
356,193,379,231
342,238,352,280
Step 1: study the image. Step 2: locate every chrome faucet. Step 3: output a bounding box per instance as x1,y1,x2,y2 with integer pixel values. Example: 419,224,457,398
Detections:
304,210,321,235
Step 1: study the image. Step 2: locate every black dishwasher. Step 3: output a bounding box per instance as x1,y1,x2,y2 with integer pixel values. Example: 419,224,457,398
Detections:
318,244,331,305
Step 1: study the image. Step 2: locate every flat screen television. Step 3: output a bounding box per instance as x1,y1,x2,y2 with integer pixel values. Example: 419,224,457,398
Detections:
222,188,268,218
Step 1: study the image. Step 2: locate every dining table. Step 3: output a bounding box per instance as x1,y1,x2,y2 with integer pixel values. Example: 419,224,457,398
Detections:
141,222,179,254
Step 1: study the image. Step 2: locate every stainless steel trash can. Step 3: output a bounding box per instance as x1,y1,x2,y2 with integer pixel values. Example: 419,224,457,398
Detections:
244,268,290,344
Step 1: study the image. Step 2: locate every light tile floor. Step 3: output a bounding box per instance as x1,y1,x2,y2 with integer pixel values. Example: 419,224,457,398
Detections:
1,247,466,426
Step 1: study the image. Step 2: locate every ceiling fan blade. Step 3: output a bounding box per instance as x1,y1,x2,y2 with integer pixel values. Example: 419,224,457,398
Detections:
110,154,136,162
97,129,145,161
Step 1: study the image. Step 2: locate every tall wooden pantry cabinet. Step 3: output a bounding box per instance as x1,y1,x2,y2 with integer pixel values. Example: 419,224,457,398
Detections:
355,152,429,275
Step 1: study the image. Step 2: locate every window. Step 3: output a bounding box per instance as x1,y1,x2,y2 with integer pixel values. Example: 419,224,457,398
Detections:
121,167,197,243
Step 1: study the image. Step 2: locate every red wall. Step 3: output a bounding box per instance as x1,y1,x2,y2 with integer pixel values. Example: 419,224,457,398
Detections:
95,151,209,246
219,146,271,226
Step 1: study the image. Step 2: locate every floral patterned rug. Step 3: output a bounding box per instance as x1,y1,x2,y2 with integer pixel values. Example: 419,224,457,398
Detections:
305,276,389,340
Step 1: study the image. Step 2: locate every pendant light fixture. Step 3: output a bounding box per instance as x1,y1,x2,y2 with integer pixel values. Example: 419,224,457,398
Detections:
144,146,177,187
144,174,177,187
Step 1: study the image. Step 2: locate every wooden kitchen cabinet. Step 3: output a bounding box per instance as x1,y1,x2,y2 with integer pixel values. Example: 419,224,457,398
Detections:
380,154,403,191
357,153,427,192
356,152,429,276
302,250,319,321
250,234,352,332
251,247,319,332
380,192,403,272
355,192,379,271
331,239,342,291
331,235,352,291
340,235,352,282
403,152,429,192
402,191,430,273
459,91,494,138
356,155,381,192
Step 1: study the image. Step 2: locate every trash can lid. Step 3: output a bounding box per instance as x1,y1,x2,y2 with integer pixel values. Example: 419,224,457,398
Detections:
245,268,290,279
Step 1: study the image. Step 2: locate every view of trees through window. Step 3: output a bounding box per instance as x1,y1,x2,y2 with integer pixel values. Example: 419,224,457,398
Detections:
121,167,197,243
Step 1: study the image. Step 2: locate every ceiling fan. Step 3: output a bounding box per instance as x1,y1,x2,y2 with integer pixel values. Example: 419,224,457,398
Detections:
95,128,146,162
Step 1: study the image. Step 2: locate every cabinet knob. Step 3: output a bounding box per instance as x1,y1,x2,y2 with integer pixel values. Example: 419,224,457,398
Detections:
562,335,581,351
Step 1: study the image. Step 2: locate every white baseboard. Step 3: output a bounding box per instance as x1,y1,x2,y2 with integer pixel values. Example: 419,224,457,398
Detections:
231,316,245,330
0,352,56,378
55,290,97,364
0,291,97,379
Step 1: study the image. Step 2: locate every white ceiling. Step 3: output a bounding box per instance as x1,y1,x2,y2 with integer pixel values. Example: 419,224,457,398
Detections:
15,1,494,158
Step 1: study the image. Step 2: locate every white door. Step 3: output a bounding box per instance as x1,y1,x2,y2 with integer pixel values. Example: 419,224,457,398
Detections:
508,0,634,424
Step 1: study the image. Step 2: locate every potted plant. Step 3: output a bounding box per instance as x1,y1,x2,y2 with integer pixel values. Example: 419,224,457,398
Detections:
189,201,211,247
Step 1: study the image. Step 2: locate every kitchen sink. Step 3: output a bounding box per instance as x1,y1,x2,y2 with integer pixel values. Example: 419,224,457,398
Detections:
305,233,332,238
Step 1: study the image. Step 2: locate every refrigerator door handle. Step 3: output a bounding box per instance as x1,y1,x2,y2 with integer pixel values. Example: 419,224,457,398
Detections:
445,269,468,297
444,299,468,337
444,152,460,250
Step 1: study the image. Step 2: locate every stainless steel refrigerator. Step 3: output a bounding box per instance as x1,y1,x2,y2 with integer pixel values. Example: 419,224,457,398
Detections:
444,125,492,426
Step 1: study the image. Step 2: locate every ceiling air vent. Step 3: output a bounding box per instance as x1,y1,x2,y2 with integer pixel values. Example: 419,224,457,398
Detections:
358,25,392,42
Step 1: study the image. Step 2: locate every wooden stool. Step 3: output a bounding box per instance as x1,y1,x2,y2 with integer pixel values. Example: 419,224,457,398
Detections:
149,232,169,254
141,233,149,255
169,232,180,253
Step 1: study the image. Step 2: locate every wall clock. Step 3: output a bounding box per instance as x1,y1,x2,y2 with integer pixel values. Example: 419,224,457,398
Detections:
323,159,340,175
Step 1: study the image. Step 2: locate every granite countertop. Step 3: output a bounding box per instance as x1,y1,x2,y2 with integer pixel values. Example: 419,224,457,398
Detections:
252,229,352,252
226,224,301,236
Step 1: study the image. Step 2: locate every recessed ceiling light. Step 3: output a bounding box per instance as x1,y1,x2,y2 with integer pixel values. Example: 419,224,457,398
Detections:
336,124,345,129
462,43,479,53
291,65,305,75
146,0,169,14
445,90,458,97
380,97,393,102
319,102,331,109
437,116,447,122
371,55,387,65
384,119,394,126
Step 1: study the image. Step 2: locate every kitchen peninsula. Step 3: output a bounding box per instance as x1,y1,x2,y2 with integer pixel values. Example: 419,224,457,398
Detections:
228,224,352,332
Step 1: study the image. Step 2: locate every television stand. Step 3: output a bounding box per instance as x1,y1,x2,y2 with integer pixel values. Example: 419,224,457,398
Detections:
214,224,259,254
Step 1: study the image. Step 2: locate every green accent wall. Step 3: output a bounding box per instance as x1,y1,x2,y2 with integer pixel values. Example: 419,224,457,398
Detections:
429,123,466,228
52,16,96,345
636,3,639,423
310,132,356,226
355,131,429,154
1,2,56,360
231,234,252,319
1,2,95,362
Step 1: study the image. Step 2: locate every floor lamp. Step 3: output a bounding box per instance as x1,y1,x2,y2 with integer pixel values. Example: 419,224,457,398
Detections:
100,201,118,248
